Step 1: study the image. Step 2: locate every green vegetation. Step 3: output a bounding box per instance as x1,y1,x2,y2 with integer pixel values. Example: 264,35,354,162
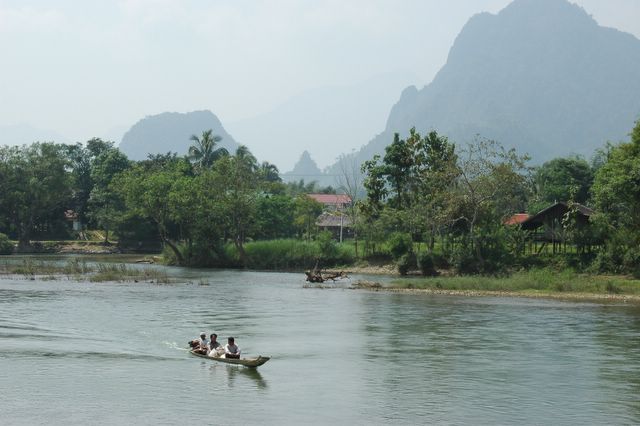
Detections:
1,119,640,282
357,120,640,278
0,233,13,255
0,257,171,283
225,238,355,270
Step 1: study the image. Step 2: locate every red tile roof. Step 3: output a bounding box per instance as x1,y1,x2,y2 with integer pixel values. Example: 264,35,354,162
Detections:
307,193,352,205
504,213,530,225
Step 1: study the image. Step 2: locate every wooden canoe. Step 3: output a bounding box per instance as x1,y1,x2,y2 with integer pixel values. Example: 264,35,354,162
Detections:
189,350,270,367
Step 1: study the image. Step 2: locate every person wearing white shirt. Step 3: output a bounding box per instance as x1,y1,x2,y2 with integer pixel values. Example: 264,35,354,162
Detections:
224,337,241,359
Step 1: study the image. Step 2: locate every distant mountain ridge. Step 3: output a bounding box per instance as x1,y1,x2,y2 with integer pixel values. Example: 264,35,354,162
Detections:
316,0,640,185
119,110,239,160
228,71,417,172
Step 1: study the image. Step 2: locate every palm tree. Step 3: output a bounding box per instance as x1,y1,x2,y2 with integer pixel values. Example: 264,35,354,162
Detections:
259,161,281,182
188,129,228,169
234,145,258,171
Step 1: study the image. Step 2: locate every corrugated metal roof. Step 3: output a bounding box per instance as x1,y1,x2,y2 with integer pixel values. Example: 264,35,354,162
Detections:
307,193,352,205
316,212,352,227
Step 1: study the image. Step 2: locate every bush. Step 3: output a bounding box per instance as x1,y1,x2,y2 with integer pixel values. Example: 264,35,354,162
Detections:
428,252,449,269
417,251,437,276
450,245,479,274
0,233,13,255
230,239,355,270
316,231,338,260
397,252,417,276
449,227,517,275
623,247,640,278
387,232,413,261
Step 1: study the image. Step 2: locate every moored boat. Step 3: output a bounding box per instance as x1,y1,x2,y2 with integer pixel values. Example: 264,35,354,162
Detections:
189,350,270,367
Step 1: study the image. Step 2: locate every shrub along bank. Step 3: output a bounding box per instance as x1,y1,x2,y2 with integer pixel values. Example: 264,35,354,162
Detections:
227,237,355,270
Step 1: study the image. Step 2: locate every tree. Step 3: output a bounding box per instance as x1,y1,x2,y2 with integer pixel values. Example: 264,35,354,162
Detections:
188,129,228,170
255,194,296,239
381,133,413,209
335,153,362,251
0,143,72,247
88,147,130,243
115,161,190,263
451,138,530,271
532,156,593,212
593,119,640,230
591,119,640,274
214,146,260,265
359,129,458,253
406,130,458,251
294,196,323,241
258,161,281,183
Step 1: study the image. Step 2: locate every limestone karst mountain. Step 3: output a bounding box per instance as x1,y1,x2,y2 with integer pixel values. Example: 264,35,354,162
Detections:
119,110,239,160
318,0,640,184
282,150,323,183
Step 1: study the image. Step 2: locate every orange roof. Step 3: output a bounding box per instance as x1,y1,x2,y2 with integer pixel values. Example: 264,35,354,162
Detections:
307,194,352,205
504,213,530,225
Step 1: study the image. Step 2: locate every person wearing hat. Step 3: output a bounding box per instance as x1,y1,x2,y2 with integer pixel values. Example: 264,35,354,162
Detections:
189,332,209,355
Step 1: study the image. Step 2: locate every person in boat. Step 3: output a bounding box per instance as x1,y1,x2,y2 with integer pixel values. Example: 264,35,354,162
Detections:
208,333,224,358
223,337,241,359
189,332,209,355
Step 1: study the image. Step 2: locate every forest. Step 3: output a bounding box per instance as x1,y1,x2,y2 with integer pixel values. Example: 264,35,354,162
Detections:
0,120,639,277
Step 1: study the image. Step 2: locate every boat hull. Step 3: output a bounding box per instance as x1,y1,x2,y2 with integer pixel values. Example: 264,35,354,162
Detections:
189,350,270,367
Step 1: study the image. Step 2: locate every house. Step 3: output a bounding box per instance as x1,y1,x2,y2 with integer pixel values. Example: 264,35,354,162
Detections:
316,212,353,241
518,202,596,253
307,193,352,211
521,202,594,233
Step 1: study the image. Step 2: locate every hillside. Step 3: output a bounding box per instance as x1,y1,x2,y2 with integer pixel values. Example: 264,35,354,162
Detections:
118,110,239,160
322,0,640,182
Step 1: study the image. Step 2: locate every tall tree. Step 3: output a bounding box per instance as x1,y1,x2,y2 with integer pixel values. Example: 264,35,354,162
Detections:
451,138,529,269
115,161,191,263
88,147,130,242
592,119,640,240
0,143,71,247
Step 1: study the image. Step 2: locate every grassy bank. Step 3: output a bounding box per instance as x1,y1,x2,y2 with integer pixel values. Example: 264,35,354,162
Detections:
389,268,640,297
224,239,356,270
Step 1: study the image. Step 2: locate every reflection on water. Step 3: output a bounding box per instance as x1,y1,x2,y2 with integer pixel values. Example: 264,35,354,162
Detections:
1,267,640,424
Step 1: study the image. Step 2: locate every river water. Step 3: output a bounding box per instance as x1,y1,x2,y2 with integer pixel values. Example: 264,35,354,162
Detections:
1,263,640,425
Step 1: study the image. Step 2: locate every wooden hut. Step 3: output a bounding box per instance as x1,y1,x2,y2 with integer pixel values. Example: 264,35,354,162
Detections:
520,202,595,253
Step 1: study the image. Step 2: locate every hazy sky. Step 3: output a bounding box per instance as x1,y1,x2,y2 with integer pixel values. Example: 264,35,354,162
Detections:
1,0,639,147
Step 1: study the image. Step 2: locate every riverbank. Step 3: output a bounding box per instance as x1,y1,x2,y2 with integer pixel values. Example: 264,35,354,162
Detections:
352,281,640,303
349,268,640,303
4,252,640,304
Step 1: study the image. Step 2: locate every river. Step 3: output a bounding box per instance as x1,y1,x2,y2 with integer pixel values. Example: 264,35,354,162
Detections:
1,262,640,424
